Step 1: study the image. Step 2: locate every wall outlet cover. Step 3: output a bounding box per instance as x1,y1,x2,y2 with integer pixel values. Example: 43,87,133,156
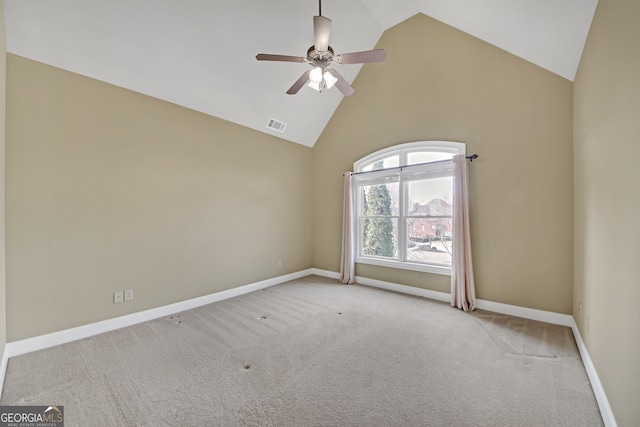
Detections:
114,291,124,303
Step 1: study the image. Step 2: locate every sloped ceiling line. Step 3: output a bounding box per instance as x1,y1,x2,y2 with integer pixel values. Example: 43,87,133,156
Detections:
3,0,597,147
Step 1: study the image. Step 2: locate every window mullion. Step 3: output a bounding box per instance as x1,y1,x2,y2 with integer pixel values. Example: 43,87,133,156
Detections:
397,149,408,262
356,186,364,258
398,169,407,263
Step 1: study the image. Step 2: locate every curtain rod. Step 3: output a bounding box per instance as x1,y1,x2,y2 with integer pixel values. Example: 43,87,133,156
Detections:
349,154,478,176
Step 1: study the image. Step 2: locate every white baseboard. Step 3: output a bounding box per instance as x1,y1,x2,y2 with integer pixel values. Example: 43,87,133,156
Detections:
474,299,573,327
311,268,572,326
570,319,618,427
4,267,617,427
310,269,451,303
311,268,616,426
6,269,313,358
357,275,451,303
310,268,340,280
0,345,8,398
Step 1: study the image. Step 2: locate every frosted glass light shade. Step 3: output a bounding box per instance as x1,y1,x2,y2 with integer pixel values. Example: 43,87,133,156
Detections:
324,71,337,89
309,67,323,83
307,80,321,91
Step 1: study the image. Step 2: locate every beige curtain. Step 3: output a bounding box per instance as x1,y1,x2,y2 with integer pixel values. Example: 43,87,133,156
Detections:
340,172,356,284
451,155,476,311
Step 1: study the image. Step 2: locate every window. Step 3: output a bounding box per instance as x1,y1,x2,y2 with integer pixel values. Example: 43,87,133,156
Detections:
354,141,465,275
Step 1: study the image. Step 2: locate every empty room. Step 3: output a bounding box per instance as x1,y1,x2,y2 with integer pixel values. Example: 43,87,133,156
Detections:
0,0,637,425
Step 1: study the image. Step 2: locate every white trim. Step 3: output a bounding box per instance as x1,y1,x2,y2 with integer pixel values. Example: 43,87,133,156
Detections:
355,275,451,304
354,140,466,171
0,345,8,398
570,318,618,427
312,269,572,325
310,269,615,424
6,269,312,358
355,257,451,276
355,276,571,325
310,268,341,280
474,299,573,327
361,278,574,326
3,268,617,427
311,268,453,301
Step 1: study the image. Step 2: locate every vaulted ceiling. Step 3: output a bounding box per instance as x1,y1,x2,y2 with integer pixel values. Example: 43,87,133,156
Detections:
3,0,598,147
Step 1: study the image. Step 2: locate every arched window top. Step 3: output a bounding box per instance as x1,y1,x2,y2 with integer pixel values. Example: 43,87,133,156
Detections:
354,141,466,173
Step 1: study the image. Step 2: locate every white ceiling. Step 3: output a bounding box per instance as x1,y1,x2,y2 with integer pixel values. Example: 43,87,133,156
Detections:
3,0,598,147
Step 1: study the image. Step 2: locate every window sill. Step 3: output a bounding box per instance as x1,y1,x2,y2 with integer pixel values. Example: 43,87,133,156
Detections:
355,257,451,276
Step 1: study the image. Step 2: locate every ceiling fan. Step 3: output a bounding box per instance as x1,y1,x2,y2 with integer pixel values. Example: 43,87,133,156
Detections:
256,0,386,96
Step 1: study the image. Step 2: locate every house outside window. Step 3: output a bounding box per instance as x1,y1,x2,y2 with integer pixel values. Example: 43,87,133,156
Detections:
354,141,465,275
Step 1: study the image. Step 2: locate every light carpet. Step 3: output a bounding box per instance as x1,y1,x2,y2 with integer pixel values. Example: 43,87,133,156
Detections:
0,275,603,426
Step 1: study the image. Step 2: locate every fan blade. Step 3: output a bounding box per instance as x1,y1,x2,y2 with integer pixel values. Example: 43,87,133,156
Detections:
313,16,331,52
327,69,355,96
334,49,386,64
286,70,312,95
256,54,306,63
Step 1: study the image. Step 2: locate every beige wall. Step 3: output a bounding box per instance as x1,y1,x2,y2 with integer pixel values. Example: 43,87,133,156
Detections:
313,14,574,313
5,55,313,341
3,5,637,423
574,0,640,425
0,0,7,359
2,11,575,343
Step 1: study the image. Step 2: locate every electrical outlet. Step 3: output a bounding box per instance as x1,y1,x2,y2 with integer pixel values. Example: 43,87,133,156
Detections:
578,303,582,318
277,260,282,269
124,289,134,301
114,291,124,304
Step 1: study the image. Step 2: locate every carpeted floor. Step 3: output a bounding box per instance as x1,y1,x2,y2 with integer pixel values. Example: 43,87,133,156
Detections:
1,275,603,426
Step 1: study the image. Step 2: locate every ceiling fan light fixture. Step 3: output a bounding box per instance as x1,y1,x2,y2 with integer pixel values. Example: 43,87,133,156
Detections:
307,80,322,92
323,70,337,89
255,0,385,96
309,66,324,83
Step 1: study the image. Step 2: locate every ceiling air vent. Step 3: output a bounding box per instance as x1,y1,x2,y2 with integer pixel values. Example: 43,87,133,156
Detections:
266,118,287,133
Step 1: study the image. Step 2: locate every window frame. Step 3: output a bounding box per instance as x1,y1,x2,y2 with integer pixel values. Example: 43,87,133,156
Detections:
354,141,465,276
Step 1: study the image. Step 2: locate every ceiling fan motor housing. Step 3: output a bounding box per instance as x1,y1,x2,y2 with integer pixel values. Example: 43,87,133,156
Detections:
255,9,384,96
307,45,334,65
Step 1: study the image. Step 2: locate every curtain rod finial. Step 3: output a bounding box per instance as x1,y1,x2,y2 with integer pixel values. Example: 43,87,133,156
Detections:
466,154,479,162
